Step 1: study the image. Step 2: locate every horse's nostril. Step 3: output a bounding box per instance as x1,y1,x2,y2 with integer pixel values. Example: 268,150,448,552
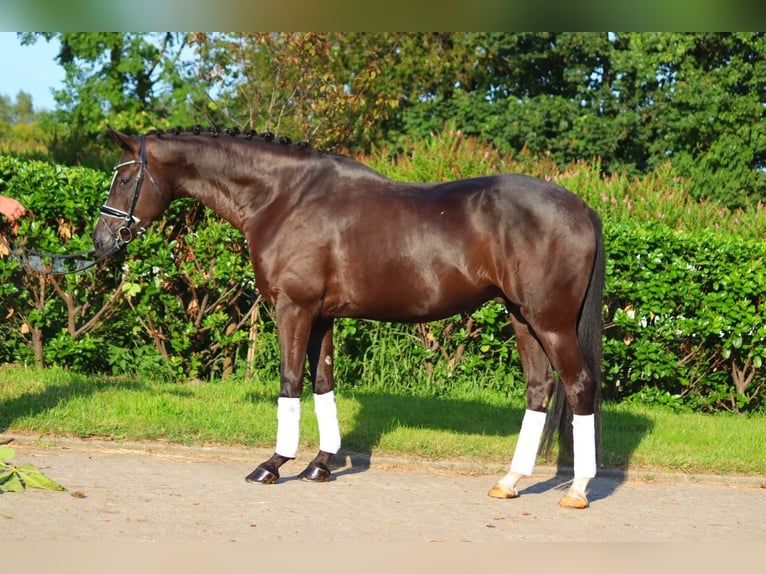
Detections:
93,230,110,255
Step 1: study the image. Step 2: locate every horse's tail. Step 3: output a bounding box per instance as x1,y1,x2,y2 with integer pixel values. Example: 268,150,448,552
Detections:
541,207,605,466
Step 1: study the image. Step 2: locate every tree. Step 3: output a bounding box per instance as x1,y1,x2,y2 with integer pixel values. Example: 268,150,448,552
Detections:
188,33,399,150
612,32,766,208
20,33,204,168
0,91,35,124
392,32,766,208
0,91,50,157
186,33,489,152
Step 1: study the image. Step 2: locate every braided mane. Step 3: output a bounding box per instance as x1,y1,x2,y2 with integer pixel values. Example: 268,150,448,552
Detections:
147,125,315,152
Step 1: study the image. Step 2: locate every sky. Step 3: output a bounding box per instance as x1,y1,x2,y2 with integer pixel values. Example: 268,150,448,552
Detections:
0,32,64,111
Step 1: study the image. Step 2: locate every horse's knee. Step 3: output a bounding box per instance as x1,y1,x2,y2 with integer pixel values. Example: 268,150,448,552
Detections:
279,378,304,398
525,380,555,411
313,373,334,395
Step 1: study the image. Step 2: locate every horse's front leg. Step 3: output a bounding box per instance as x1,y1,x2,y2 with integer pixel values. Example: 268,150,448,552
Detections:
298,317,340,482
246,303,314,484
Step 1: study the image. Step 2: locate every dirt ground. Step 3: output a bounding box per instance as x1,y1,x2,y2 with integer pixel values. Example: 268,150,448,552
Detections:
2,432,765,543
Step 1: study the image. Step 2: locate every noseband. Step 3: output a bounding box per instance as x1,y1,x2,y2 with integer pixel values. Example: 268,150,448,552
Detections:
99,135,165,249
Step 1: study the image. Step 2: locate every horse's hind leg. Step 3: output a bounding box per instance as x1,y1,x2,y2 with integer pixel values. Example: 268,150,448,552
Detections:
534,327,597,509
299,316,341,482
489,316,556,499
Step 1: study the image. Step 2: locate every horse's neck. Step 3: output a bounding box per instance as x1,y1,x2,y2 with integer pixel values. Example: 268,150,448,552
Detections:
172,147,280,232
165,140,387,233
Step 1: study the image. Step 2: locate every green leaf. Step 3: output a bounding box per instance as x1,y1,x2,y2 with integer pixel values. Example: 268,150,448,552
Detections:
0,467,14,484
0,445,16,461
121,282,142,297
0,468,25,492
16,463,67,491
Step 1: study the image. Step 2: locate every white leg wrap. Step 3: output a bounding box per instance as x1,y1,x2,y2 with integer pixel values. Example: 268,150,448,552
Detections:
275,397,301,458
314,391,341,454
573,414,597,478
509,409,547,476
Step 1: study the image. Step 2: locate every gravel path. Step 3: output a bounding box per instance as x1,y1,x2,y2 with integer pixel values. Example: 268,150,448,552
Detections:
3,434,765,543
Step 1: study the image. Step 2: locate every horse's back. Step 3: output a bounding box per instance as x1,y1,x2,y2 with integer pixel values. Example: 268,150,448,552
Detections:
306,172,597,322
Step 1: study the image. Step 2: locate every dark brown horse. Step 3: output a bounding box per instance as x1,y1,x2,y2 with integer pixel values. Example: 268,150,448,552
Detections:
93,127,605,508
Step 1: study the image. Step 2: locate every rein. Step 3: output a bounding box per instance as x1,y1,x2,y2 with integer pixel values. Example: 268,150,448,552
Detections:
0,233,112,275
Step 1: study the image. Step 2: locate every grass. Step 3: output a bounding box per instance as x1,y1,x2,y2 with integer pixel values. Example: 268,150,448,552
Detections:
1,365,765,477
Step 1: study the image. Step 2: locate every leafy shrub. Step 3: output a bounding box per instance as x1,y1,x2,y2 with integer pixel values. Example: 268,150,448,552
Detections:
118,201,258,379
0,155,127,368
604,223,765,412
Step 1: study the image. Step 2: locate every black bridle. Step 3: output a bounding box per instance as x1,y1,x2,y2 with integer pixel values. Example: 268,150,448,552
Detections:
98,135,165,250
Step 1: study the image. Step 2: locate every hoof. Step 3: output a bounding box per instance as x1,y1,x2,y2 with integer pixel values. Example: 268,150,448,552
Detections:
298,463,331,482
245,466,279,484
487,483,519,499
558,490,589,509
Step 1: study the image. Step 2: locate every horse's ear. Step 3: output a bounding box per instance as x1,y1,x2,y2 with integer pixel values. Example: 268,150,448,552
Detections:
107,125,134,151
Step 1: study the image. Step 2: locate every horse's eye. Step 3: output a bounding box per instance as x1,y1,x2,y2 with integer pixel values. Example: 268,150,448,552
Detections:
119,177,131,186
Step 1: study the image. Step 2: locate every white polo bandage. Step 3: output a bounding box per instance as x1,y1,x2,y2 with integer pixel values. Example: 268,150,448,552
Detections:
314,391,341,454
509,409,547,476
573,414,597,478
275,397,301,458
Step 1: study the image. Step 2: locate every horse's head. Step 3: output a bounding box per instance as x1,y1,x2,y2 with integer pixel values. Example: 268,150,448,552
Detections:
93,128,170,259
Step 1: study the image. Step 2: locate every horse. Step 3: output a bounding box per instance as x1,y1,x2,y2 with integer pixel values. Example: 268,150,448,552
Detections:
93,126,605,509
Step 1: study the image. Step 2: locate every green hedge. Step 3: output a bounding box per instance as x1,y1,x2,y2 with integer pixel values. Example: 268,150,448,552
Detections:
604,223,765,412
0,155,124,370
1,130,764,413
0,152,257,380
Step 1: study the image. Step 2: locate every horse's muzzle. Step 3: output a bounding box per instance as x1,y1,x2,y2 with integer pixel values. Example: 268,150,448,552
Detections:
92,218,128,259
